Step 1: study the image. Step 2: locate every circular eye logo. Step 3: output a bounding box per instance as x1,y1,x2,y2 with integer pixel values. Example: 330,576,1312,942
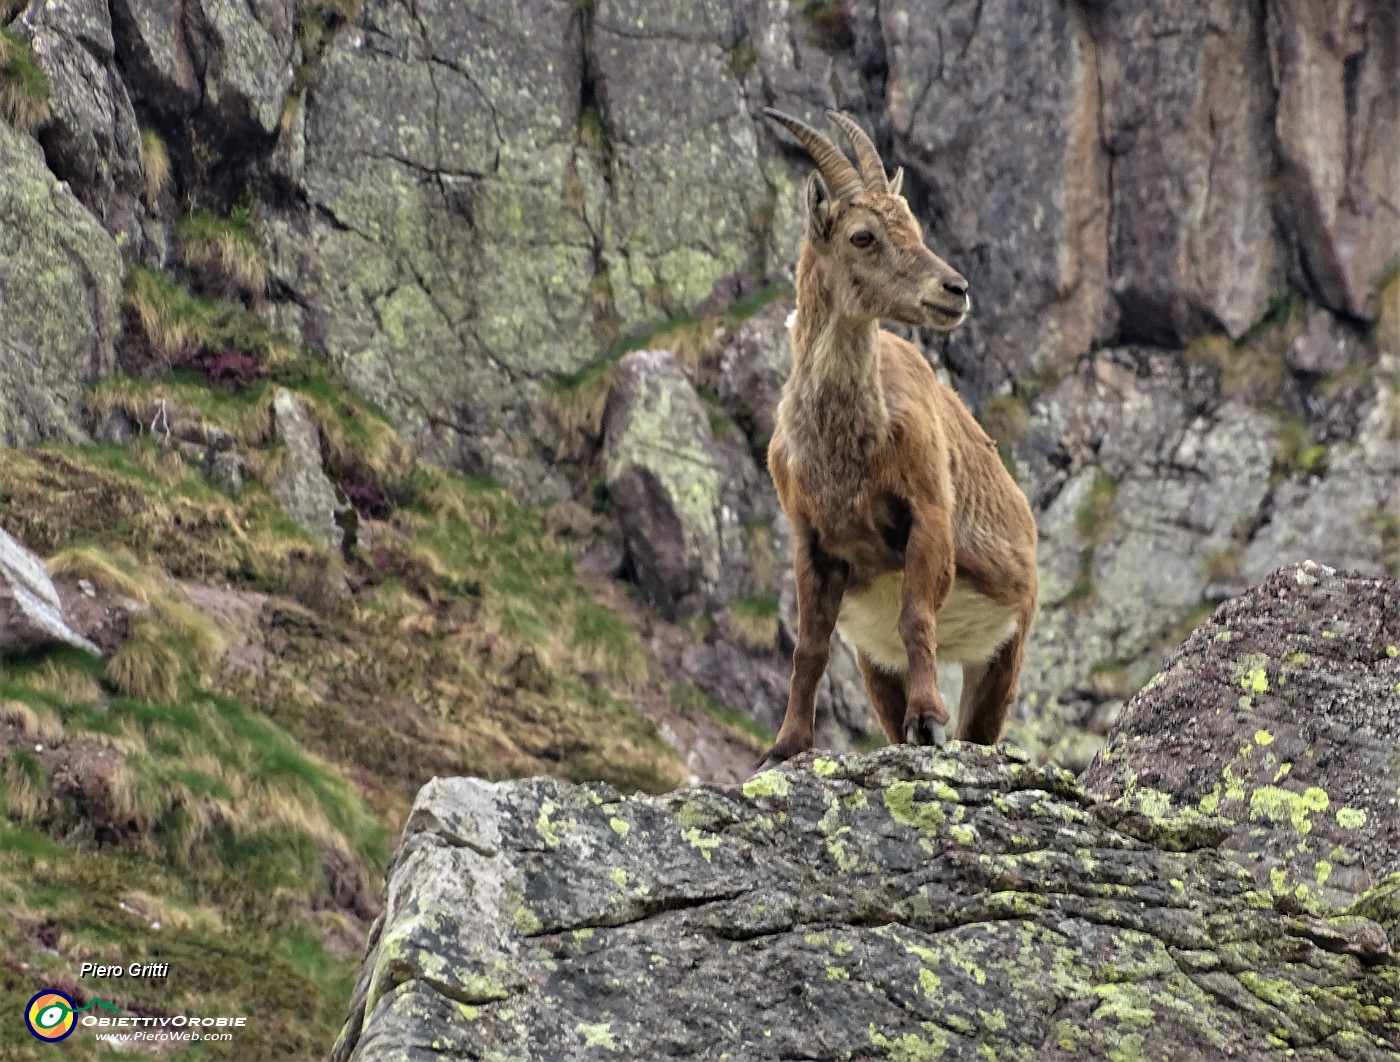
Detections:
25,990,77,1042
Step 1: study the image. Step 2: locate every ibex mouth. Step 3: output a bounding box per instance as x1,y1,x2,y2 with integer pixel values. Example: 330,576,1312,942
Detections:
920,299,970,330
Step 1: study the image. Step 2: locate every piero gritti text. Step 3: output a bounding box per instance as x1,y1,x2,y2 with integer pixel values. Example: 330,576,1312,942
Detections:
79,961,171,979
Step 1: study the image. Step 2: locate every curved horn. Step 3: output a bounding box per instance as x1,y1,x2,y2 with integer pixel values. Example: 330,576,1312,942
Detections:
763,107,863,200
826,109,889,192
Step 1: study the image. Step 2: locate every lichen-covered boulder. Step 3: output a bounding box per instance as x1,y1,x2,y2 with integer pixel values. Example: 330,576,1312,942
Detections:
269,388,349,550
0,122,124,446
1084,561,1400,907
24,0,145,241
0,525,101,655
603,350,740,619
110,0,294,137
716,300,791,449
333,743,1400,1060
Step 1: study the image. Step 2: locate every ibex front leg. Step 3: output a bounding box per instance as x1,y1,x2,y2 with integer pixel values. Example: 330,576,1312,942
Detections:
899,508,955,746
757,520,848,772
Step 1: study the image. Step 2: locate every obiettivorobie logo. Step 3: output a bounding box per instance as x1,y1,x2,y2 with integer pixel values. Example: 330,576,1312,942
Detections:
24,991,120,1043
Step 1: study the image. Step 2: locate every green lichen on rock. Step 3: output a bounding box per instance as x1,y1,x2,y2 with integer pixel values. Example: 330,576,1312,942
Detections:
0,121,122,446
1083,564,1400,908
334,746,1400,1060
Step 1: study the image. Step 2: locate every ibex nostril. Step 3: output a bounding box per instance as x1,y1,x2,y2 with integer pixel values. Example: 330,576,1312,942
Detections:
943,279,969,298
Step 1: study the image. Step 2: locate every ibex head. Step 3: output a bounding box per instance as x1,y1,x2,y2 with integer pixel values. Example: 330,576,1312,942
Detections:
764,108,970,332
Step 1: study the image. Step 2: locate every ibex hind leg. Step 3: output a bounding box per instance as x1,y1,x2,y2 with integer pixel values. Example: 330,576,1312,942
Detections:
856,650,908,744
955,621,1028,745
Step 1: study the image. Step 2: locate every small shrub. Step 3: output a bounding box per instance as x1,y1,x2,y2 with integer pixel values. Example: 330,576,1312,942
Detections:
341,479,390,520
140,127,172,204
0,28,50,133
177,208,267,295
1272,416,1328,483
578,105,608,155
189,347,268,388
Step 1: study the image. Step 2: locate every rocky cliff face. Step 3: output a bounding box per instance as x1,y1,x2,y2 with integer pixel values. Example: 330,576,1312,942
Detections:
5,0,1397,764
331,567,1400,1061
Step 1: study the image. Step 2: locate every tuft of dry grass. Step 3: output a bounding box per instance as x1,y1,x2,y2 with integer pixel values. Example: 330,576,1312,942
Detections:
546,360,617,456
980,394,1030,467
1184,331,1288,403
728,595,779,651
177,208,268,296
124,267,214,365
24,660,103,709
0,28,50,133
2,749,51,823
744,520,779,597
1376,262,1400,358
0,699,65,744
49,546,153,604
140,127,172,204
106,626,185,703
1202,545,1242,584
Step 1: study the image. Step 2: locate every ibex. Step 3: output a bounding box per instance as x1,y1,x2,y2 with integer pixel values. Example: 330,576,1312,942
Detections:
757,108,1038,770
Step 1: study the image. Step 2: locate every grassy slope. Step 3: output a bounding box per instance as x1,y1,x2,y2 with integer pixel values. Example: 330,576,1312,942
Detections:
0,362,689,1057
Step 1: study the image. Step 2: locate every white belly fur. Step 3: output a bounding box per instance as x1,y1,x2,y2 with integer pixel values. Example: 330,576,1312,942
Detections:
836,573,1018,674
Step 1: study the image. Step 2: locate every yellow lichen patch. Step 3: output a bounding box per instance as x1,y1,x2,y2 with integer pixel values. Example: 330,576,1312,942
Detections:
742,770,791,799
883,780,946,832
609,816,630,837
1335,807,1367,830
536,800,563,848
574,1022,617,1050
1248,785,1329,833
682,826,720,861
812,757,839,776
1241,668,1269,694
1253,729,1273,746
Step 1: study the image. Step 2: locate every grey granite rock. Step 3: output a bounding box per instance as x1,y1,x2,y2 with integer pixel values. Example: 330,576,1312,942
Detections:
333,733,1400,1060
0,525,101,655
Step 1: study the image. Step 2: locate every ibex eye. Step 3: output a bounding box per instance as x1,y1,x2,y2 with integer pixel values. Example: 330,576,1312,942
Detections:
849,230,875,249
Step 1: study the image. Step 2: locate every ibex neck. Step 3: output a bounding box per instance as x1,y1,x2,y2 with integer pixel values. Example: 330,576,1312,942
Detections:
787,258,890,454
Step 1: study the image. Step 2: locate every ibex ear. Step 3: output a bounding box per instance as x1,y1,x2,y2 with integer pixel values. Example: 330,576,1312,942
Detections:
888,166,904,197
805,171,834,243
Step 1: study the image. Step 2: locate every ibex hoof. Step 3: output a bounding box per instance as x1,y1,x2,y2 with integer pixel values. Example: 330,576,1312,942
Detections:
903,716,948,747
753,746,795,776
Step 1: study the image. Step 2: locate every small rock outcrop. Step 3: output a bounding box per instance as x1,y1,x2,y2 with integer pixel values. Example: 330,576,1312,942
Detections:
0,526,101,654
1084,561,1400,906
334,739,1399,1061
0,122,123,447
269,388,350,550
603,350,753,619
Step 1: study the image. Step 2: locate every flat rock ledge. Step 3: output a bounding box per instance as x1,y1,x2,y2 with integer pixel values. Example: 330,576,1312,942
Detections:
333,744,1400,1061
